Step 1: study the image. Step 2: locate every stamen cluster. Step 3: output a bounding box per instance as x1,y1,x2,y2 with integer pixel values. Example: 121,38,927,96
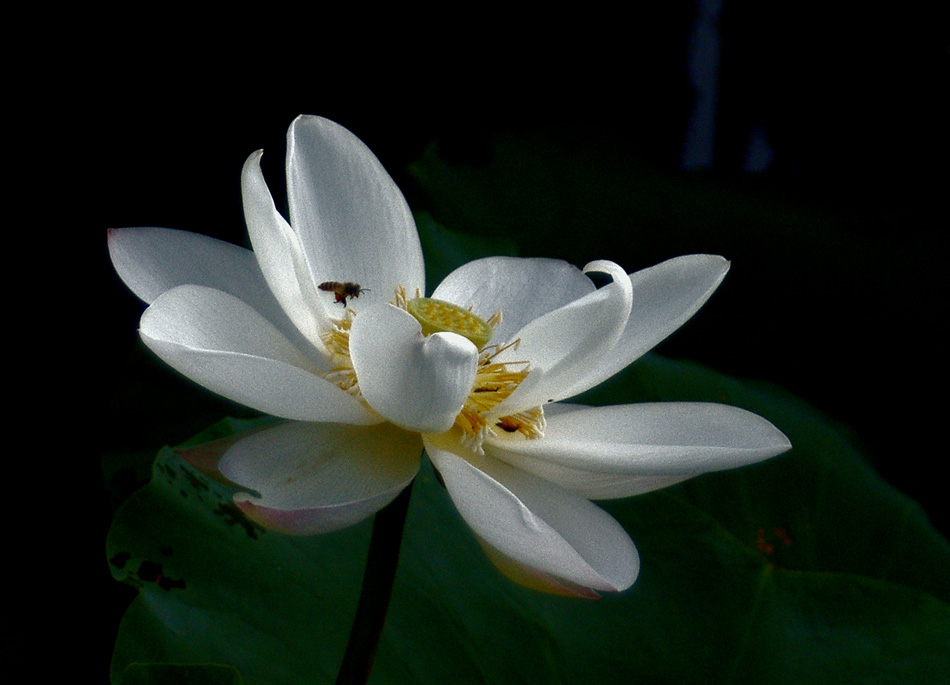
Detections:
322,309,360,396
455,338,544,452
321,286,546,450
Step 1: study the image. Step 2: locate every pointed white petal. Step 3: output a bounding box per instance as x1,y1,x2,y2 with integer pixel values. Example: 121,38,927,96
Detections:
108,227,256,304
140,285,376,423
488,402,791,476
576,255,731,393
491,260,632,415
487,445,688,500
242,150,334,350
285,115,424,312
426,436,639,592
220,421,421,535
107,226,323,361
349,304,478,433
484,402,691,499
431,256,595,344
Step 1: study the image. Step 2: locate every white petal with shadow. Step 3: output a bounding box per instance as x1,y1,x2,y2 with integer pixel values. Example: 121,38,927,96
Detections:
571,255,731,394
242,150,334,352
490,260,632,415
426,435,639,592
285,115,424,314
488,402,792,476
221,421,422,535
140,285,373,423
432,256,596,344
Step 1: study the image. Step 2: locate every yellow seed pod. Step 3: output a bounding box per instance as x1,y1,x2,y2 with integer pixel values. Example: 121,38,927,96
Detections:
407,297,494,349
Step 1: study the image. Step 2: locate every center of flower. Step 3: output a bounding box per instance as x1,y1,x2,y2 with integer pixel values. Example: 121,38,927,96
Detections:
406,297,494,349
322,286,545,451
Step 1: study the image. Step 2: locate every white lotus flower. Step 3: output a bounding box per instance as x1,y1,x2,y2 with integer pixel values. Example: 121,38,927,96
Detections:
109,115,791,597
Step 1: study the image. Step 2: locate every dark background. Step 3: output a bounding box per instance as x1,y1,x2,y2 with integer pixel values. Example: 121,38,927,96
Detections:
19,1,948,679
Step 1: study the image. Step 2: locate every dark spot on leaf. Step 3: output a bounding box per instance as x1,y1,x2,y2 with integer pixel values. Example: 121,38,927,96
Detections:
158,462,177,483
158,575,186,591
181,465,211,492
138,560,163,582
137,560,186,591
109,551,131,570
215,501,265,539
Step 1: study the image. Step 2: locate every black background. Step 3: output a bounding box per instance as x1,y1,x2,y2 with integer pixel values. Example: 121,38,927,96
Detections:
17,2,948,679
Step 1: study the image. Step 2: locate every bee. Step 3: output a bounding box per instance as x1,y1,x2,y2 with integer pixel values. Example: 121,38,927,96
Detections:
319,281,369,306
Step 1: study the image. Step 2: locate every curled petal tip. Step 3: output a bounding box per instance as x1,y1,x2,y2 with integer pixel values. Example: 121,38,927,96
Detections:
242,149,265,170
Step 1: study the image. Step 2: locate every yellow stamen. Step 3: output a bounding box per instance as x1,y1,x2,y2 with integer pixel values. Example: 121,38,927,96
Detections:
321,309,361,397
453,339,545,452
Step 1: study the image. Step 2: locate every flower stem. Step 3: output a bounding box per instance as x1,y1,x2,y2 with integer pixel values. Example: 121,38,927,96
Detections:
336,481,414,685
